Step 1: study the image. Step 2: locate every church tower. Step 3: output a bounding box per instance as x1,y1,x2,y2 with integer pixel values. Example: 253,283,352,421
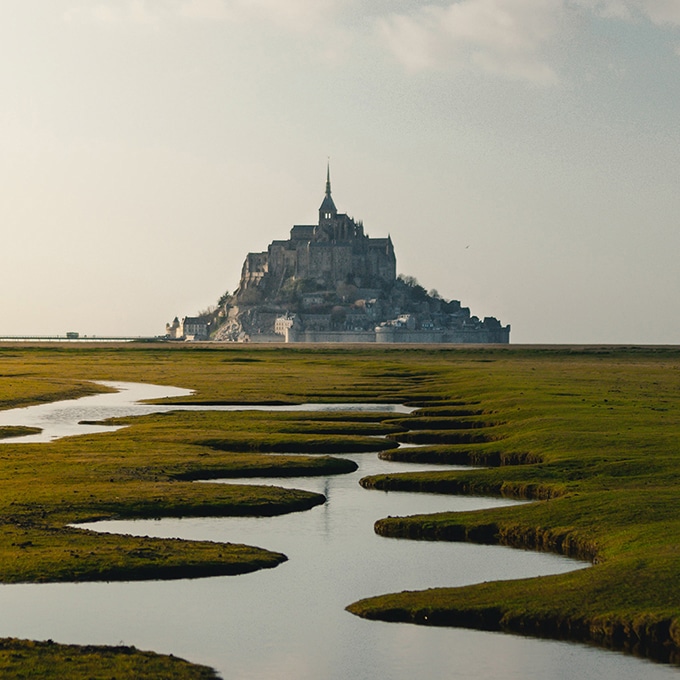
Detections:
318,162,337,224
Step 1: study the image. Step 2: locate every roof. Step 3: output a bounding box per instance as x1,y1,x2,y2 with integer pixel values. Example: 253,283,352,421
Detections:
319,194,337,214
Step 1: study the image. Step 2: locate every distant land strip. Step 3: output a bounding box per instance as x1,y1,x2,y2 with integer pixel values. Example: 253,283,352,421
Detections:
0,336,156,342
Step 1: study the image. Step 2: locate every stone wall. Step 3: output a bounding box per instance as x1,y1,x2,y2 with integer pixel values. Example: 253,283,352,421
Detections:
286,327,510,344
375,326,510,344
286,329,376,343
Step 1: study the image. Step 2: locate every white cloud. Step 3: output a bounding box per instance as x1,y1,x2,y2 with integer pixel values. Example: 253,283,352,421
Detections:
63,0,680,76
376,0,680,81
574,0,680,24
227,0,343,32
176,0,233,21
65,0,344,32
571,0,633,20
377,0,563,84
64,0,161,27
635,0,680,25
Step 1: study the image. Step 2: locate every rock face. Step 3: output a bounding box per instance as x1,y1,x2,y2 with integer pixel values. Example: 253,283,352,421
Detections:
210,168,510,344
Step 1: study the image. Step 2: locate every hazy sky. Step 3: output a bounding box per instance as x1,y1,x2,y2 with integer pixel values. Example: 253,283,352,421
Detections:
1,1,679,343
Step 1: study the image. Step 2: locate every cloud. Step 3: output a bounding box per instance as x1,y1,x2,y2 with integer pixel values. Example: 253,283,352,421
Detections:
226,0,343,32
65,0,344,32
64,0,161,27
376,0,563,84
574,0,680,24
375,0,680,81
63,0,680,76
635,0,680,25
175,0,233,21
571,0,633,19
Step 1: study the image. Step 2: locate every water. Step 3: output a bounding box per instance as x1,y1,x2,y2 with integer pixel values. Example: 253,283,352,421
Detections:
0,381,194,442
0,380,412,443
0,383,675,679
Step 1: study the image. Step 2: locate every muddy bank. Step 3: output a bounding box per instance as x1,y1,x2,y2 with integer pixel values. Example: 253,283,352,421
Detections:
360,475,560,501
378,447,542,466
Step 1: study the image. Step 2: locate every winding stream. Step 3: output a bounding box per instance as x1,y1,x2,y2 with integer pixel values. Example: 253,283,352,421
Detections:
0,383,675,679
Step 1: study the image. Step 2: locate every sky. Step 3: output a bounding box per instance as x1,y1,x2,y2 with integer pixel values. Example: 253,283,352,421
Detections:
1,0,679,344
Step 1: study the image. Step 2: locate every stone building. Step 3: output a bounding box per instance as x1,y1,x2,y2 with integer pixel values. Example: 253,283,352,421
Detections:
236,165,396,299
165,316,210,340
179,167,510,344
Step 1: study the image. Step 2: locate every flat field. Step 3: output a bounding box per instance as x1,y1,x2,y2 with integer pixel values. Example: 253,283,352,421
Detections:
0,343,678,675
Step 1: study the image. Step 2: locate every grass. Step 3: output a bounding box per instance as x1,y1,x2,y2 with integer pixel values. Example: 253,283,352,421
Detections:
0,405,409,581
0,343,422,677
0,426,41,440
346,345,680,664
0,638,219,679
0,372,112,409
1,343,680,672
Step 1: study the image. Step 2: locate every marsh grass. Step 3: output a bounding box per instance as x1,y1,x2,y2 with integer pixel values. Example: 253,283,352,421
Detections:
2,344,680,669
347,346,680,663
0,350,416,584
0,372,112,409
0,426,41,440
0,638,219,679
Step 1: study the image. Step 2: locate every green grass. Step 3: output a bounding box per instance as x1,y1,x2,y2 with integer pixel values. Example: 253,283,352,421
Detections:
0,638,219,679
2,343,680,670
0,343,425,677
346,345,680,663
0,426,41,440
0,408,398,581
0,348,419,582
0,372,112,409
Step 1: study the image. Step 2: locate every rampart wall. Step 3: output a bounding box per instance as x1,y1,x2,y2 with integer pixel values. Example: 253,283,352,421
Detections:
286,327,510,344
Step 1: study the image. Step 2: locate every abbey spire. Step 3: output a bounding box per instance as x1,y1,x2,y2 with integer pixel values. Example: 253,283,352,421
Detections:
319,161,337,223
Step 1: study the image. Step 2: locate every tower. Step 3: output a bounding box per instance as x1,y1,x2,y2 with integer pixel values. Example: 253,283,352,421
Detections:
318,162,337,224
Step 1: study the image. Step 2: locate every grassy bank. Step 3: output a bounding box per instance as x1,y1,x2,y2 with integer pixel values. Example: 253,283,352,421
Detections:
0,426,41,440
346,345,680,664
0,638,219,679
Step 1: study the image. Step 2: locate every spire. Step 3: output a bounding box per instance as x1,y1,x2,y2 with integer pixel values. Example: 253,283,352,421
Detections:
319,159,337,222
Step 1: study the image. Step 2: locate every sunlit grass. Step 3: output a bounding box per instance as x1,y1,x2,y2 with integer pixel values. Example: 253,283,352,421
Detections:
0,638,219,679
1,343,680,669
347,346,680,663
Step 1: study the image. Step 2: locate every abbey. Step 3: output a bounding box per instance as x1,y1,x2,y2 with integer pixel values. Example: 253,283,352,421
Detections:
238,167,396,296
167,168,510,344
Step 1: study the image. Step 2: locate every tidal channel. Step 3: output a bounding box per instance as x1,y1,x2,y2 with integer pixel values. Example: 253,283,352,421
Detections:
0,383,675,679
